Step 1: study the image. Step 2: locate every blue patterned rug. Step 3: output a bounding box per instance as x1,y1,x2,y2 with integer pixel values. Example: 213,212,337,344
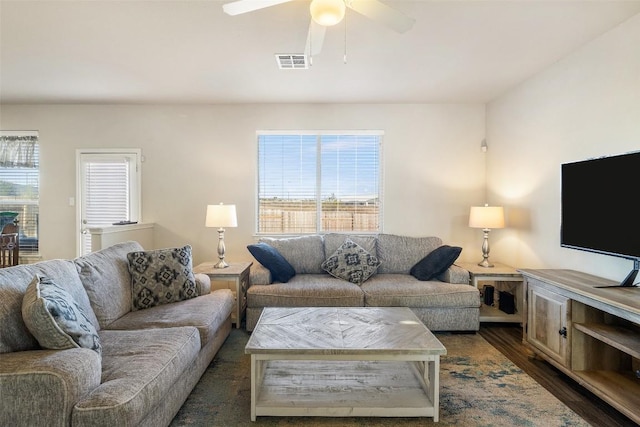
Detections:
171,329,589,426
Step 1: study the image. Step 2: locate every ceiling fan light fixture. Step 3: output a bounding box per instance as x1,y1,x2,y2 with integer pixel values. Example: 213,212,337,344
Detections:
310,0,345,26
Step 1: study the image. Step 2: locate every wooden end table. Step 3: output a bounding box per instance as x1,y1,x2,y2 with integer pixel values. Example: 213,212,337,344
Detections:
458,261,525,324
194,261,252,328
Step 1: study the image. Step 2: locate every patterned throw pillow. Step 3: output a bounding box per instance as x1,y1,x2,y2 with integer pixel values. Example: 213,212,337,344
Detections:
22,275,102,356
127,245,199,311
321,238,381,285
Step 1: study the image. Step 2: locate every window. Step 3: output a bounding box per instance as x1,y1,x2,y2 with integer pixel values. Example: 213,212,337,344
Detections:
0,132,39,253
257,132,382,234
77,150,141,255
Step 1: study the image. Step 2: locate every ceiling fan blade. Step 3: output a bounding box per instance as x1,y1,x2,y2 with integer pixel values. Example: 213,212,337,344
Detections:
304,20,326,57
222,0,293,16
347,0,415,33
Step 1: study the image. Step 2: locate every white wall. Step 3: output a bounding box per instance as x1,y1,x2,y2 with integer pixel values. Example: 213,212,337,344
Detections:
6,13,638,277
487,14,640,283
0,103,486,264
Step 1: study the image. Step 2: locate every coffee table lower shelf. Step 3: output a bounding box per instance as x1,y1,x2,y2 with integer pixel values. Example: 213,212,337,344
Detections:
251,359,439,420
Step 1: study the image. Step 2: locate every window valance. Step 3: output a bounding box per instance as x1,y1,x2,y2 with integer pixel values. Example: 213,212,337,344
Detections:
0,135,38,168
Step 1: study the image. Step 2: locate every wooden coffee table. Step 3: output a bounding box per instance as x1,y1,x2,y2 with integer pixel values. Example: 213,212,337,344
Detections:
245,307,446,421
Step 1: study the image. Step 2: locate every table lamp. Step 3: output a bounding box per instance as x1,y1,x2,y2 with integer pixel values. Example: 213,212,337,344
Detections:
205,203,238,268
469,205,505,268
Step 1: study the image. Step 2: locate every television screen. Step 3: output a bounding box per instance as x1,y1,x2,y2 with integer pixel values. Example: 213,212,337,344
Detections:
561,151,640,260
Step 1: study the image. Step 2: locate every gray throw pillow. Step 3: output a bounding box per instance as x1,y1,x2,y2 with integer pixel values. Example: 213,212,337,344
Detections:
127,245,199,311
22,275,102,356
321,238,381,285
259,235,325,274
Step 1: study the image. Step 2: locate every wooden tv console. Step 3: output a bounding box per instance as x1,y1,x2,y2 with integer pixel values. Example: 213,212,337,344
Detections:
519,269,640,424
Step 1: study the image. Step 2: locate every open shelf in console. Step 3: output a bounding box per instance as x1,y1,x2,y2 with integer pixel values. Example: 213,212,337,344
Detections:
571,370,640,421
573,322,640,358
571,302,640,424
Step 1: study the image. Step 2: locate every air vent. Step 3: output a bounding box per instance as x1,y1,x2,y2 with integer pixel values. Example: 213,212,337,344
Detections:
275,54,309,70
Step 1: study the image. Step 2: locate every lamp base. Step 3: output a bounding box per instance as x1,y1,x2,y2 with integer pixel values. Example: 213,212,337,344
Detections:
478,228,494,268
214,228,229,268
477,259,495,268
213,259,229,269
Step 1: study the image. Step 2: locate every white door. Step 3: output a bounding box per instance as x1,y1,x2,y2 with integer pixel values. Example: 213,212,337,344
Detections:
76,150,141,256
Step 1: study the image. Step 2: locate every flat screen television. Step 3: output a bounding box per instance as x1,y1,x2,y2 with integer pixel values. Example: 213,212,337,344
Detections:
561,151,640,287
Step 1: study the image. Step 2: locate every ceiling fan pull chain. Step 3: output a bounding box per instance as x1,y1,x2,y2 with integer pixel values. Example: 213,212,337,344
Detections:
309,24,314,67
343,10,347,64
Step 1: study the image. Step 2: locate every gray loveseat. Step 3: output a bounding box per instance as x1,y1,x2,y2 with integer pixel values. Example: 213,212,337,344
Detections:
246,234,480,332
0,241,234,427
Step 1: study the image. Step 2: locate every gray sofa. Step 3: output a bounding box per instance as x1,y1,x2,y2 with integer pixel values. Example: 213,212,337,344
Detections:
0,241,234,427
246,234,481,332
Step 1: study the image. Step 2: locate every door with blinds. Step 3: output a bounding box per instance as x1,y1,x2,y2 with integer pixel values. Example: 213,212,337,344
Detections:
77,150,141,256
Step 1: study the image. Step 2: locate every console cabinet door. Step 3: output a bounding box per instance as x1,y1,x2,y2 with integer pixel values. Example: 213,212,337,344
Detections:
527,283,571,367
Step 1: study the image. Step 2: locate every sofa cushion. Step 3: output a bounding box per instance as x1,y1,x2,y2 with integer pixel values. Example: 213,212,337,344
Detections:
0,348,102,427
247,275,364,308
105,289,234,348
438,264,470,284
75,241,144,328
72,327,200,426
22,275,102,356
247,242,295,283
321,238,380,284
259,235,325,274
323,234,378,259
376,234,443,274
361,274,480,308
194,273,212,295
127,245,199,311
1,259,99,354
410,245,462,281
249,263,273,286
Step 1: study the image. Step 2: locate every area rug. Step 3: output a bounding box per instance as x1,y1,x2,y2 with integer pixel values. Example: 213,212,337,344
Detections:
171,329,590,426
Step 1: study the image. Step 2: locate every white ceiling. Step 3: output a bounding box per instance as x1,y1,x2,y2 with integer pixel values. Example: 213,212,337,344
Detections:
1,0,639,104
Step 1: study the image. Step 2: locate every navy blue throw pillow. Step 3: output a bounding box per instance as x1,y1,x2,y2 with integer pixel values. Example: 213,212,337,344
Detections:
247,242,296,283
410,245,462,281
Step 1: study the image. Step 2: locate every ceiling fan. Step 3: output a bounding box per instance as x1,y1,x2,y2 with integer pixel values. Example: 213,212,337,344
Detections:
222,0,415,58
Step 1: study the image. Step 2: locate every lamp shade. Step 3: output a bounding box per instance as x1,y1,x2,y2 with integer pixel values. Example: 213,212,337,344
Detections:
205,204,238,228
469,206,505,229
310,0,346,26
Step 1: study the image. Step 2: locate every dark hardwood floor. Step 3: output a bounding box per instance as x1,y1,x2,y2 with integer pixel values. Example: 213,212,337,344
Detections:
478,323,638,427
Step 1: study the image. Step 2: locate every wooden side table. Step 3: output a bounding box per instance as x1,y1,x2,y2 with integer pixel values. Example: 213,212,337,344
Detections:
458,261,525,324
194,261,252,329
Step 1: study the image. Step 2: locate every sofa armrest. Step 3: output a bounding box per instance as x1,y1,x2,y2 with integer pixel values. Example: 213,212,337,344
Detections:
437,264,470,284
0,348,101,426
194,273,211,294
249,263,272,285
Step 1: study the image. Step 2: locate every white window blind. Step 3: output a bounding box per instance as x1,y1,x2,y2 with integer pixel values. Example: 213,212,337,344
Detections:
83,160,130,224
0,133,39,252
257,132,382,234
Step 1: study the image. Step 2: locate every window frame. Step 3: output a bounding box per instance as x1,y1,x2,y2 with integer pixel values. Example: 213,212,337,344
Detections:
255,130,384,236
0,130,40,255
